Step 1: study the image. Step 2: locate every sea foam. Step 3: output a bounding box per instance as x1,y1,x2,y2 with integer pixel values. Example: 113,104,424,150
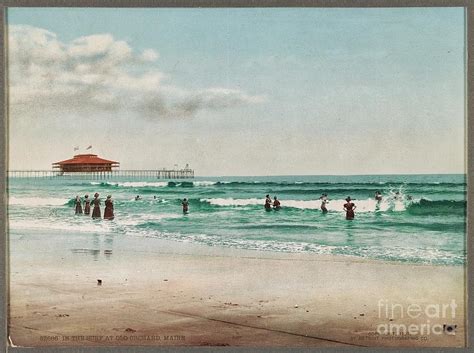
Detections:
201,197,409,212
9,197,69,207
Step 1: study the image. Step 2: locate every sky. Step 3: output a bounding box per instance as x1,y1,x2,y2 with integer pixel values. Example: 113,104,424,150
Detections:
7,7,466,176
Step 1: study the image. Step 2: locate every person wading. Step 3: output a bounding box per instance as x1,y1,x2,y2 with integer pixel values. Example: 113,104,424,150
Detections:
83,194,91,215
92,193,101,219
104,195,114,220
74,195,83,215
343,196,356,220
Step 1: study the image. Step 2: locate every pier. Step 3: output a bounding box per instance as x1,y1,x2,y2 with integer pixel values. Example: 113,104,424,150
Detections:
7,169,195,179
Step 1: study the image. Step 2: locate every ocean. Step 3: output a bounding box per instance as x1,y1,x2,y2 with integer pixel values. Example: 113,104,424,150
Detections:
8,174,466,266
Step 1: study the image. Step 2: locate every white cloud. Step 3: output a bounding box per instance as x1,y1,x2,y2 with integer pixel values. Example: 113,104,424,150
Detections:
141,48,159,62
68,34,119,58
8,25,264,118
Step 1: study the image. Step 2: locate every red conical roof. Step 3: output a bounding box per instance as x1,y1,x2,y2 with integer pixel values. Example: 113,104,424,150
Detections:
53,154,119,166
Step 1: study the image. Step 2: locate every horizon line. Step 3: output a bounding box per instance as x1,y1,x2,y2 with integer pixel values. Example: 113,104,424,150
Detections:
195,172,466,177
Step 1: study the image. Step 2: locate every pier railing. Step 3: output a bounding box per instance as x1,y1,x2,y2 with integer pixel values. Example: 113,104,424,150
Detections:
7,169,195,179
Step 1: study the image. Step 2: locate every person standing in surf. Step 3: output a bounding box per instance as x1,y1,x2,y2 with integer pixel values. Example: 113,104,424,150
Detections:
182,198,189,214
343,196,356,220
91,193,101,219
374,191,383,212
74,195,83,215
83,194,91,215
104,195,114,220
375,191,383,203
265,194,272,211
273,196,281,210
320,194,329,213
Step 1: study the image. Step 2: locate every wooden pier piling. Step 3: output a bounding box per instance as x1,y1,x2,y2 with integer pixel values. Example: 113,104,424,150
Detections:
7,169,195,179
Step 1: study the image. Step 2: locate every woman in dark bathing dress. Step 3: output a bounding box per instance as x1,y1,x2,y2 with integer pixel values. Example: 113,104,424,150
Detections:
182,198,189,214
264,194,272,211
91,193,101,219
343,196,356,220
104,195,114,220
74,196,83,215
83,194,91,215
320,194,329,214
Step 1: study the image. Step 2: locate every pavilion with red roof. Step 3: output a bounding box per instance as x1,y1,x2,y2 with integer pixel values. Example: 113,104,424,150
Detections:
52,154,120,173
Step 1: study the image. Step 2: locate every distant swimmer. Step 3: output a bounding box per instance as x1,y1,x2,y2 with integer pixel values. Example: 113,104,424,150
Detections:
343,196,356,220
394,191,402,201
273,196,281,210
74,195,83,215
104,195,114,220
319,194,329,213
84,194,91,215
135,195,141,201
375,191,383,203
265,194,272,211
182,198,189,214
92,193,101,219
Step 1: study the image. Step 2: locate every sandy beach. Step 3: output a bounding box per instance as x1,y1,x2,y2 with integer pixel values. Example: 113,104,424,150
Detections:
8,229,465,348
